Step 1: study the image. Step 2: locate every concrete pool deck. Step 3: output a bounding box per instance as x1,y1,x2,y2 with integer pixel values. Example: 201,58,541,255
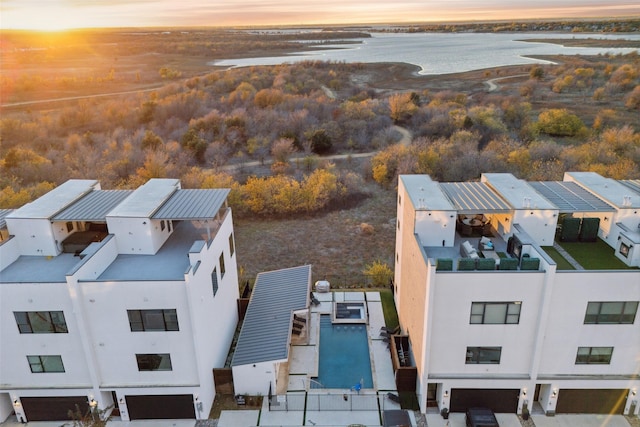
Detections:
285,291,397,393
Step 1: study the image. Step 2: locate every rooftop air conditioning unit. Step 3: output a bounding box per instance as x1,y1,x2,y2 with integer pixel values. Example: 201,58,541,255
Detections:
315,280,330,293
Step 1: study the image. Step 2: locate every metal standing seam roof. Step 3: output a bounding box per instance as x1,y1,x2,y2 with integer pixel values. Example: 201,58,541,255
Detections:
529,181,616,213
231,265,311,367
52,190,134,221
439,182,512,213
0,209,13,230
152,189,230,220
620,180,640,197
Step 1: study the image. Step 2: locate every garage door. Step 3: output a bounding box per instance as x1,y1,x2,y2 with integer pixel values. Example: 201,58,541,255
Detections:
450,388,519,413
22,396,89,421
556,389,627,414
126,394,195,419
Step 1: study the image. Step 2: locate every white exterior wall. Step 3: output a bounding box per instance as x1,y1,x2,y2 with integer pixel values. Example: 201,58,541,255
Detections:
414,210,456,247
512,209,558,246
5,218,58,256
0,238,19,271
79,280,200,387
428,272,545,376
601,209,640,251
183,211,239,416
0,282,93,389
539,271,640,376
232,361,279,395
107,217,163,255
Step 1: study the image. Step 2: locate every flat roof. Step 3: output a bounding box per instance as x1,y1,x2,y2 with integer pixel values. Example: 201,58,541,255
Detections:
152,189,230,220
0,253,83,283
53,190,133,222
107,179,179,218
96,221,207,281
483,173,557,210
440,182,512,213
529,181,615,213
400,175,454,211
7,180,98,220
566,172,640,209
232,265,311,367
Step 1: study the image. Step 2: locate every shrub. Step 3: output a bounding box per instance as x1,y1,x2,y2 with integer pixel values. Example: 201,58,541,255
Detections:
536,109,586,137
363,260,393,287
360,223,375,234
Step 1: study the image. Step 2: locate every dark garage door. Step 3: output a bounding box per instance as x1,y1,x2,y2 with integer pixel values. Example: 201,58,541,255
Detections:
556,389,627,414
126,394,195,419
450,388,519,413
22,396,89,421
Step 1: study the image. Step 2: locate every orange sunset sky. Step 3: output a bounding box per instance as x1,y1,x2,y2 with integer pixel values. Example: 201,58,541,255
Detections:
2,0,640,30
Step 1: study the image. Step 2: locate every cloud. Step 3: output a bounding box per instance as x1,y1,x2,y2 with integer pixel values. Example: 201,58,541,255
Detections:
2,0,640,29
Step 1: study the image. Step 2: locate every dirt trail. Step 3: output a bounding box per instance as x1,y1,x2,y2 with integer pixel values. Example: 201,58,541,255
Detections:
483,74,529,92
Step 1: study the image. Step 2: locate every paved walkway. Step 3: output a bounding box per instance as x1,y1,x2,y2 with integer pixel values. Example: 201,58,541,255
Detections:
552,242,584,270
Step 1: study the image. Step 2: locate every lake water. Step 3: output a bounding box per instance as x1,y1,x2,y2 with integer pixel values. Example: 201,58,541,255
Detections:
212,32,640,75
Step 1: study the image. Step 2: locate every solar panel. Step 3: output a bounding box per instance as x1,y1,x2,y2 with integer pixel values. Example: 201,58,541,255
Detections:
530,181,615,213
440,182,512,212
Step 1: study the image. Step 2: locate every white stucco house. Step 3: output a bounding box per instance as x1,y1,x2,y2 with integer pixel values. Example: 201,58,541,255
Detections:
0,179,239,422
394,172,640,416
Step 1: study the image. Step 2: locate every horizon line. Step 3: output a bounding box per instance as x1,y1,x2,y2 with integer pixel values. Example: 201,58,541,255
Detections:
2,15,639,32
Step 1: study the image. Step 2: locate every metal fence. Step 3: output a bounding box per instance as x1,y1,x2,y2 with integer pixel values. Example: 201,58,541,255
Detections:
268,391,407,412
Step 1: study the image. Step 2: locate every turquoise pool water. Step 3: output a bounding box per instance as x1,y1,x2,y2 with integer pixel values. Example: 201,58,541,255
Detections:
313,315,373,389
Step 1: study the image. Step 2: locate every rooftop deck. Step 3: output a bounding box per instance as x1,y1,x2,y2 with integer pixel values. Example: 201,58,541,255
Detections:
0,253,83,283
97,220,209,282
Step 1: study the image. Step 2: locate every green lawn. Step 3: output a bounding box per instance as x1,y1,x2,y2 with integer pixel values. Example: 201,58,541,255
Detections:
379,288,399,330
557,238,634,270
541,247,576,270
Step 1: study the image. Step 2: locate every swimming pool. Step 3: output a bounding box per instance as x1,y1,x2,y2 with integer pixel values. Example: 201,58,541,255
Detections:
312,315,373,389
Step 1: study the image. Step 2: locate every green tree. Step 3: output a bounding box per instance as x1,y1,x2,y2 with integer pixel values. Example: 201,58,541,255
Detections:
181,128,207,163
536,109,586,137
363,260,393,287
388,92,418,123
309,129,332,155
141,130,163,151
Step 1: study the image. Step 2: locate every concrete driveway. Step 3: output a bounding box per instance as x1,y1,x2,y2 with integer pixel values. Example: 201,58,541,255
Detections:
426,413,634,427
532,414,632,427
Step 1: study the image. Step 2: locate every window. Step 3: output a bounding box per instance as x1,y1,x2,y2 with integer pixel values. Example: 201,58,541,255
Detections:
27,355,65,373
219,253,226,278
167,220,172,232
136,353,172,371
576,347,613,364
211,267,218,296
229,233,235,257
127,309,179,332
585,301,638,324
160,220,166,231
14,311,68,333
466,347,501,364
470,302,521,324
66,221,74,232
